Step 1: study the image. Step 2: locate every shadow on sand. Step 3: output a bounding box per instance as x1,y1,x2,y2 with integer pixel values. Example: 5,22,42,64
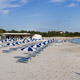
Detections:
75,72,80,75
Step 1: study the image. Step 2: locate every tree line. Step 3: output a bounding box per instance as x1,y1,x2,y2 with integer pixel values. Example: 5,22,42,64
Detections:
0,29,80,37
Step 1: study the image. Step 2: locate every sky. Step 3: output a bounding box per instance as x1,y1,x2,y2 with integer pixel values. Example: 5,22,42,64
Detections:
0,0,80,32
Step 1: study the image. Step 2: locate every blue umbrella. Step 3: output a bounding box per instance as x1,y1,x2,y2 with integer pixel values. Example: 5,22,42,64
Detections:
5,40,7,42
21,48,25,51
7,43,10,46
30,45,34,47
36,45,41,47
28,47,34,51
43,42,46,45
12,43,15,46
1,40,3,43
39,43,42,46
22,41,25,43
9,39,11,41
23,47,36,52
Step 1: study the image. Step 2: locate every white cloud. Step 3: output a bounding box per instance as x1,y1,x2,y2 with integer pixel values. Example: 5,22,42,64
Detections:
0,0,28,14
49,0,65,3
49,0,80,7
20,0,28,3
77,0,80,2
0,10,9,14
49,0,80,3
68,3,76,7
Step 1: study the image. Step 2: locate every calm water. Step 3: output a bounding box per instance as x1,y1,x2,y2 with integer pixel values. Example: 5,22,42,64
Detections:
70,38,80,44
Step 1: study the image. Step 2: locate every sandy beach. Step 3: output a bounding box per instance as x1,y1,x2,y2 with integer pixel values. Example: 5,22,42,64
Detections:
0,37,80,80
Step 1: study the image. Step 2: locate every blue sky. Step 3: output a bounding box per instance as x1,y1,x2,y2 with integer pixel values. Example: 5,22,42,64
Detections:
0,0,80,32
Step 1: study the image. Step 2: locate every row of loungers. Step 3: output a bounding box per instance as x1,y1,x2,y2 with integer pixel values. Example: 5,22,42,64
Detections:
16,39,54,63
0,37,27,43
0,38,16,43
0,37,42,47
0,38,23,47
2,40,42,53
2,42,41,53
1,38,42,48
0,38,42,43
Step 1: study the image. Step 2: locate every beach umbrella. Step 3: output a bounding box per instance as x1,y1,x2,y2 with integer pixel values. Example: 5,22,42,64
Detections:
31,45,37,48
42,42,46,46
5,39,7,42
23,47,36,52
37,43,44,48
36,45,41,47
15,42,18,44
6,43,10,46
30,45,34,47
1,40,3,43
21,48,25,51
42,41,49,48
31,44,40,48
38,43,42,46
38,43,44,46
33,44,43,52
48,40,50,43
15,42,20,45
12,43,15,46
22,41,25,43
50,39,54,42
64,40,66,42
9,39,11,41
28,47,36,51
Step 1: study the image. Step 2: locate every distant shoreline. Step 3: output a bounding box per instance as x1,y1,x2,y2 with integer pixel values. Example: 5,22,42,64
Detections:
69,38,80,45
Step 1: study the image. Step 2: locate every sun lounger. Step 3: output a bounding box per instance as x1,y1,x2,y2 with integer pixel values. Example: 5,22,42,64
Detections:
27,52,38,57
16,57,31,63
2,50,11,53
9,48,18,51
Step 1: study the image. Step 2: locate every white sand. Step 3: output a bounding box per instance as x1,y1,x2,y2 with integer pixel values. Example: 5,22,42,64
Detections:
0,37,80,80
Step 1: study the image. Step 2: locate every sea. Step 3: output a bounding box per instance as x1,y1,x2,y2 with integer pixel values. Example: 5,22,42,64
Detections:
70,38,80,44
